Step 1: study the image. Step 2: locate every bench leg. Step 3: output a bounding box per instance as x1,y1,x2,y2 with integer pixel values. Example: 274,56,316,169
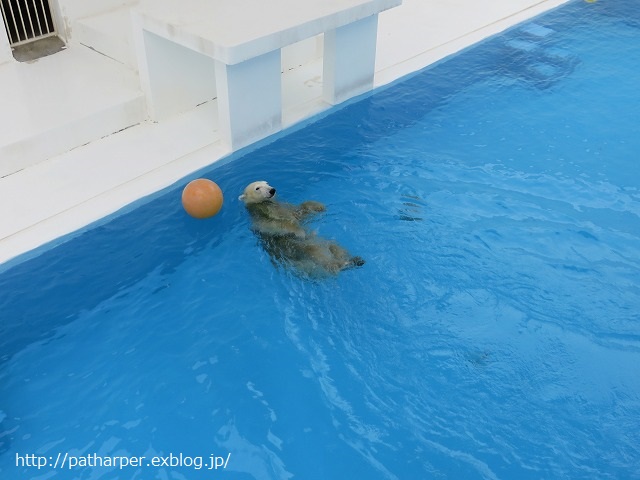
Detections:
134,28,217,121
323,14,379,105
215,50,282,150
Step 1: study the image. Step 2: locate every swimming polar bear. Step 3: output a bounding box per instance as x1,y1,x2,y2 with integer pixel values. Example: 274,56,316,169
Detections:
239,181,364,278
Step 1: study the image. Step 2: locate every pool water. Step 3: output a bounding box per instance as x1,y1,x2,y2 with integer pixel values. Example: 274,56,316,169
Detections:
2,0,640,478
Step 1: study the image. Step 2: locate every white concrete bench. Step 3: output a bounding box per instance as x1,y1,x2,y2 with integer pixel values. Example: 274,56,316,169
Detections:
132,0,402,150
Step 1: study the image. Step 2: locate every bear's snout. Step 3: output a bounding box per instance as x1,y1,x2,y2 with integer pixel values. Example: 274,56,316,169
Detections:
268,188,276,197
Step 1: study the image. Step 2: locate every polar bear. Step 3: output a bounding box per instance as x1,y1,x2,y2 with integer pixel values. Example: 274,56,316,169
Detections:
239,181,364,278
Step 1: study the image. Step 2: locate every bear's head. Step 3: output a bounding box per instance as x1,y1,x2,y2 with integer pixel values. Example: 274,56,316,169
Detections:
238,181,276,204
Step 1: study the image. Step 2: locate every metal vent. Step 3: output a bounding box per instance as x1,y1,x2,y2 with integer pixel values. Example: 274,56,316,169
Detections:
1,0,55,47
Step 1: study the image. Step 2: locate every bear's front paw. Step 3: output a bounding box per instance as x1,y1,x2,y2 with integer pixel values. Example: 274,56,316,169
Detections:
300,201,326,213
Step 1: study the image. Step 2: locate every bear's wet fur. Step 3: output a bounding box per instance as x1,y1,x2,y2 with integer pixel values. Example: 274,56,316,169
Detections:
239,181,364,278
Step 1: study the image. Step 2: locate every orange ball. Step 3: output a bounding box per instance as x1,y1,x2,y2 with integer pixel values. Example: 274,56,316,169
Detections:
181,179,224,218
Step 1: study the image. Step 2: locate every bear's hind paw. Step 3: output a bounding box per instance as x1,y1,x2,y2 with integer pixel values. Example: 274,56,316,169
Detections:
348,256,365,268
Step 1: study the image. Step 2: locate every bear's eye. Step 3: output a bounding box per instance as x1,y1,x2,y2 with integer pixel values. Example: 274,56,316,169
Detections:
255,186,261,191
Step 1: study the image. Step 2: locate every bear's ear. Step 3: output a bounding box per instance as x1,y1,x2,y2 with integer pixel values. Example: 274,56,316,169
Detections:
238,194,246,201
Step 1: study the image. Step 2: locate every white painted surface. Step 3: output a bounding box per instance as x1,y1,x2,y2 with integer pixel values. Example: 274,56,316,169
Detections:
374,0,570,86
134,0,401,65
0,0,571,266
0,45,145,178
135,29,217,121
57,0,137,31
323,15,378,105
282,36,322,72
0,25,11,64
215,50,282,150
73,6,138,68
133,0,400,150
133,0,399,150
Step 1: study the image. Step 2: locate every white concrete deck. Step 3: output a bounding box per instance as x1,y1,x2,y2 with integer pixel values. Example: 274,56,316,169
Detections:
0,0,569,266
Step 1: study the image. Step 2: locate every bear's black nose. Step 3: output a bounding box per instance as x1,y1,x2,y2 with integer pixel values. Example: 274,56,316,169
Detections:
269,188,276,196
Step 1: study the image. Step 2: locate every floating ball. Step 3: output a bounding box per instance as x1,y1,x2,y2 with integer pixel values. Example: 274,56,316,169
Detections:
181,178,224,218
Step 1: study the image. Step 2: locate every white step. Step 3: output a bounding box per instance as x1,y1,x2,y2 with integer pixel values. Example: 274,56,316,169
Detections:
0,45,145,178
73,3,139,70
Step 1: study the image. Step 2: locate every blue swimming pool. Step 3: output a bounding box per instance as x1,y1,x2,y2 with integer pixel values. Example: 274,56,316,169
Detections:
2,1,640,478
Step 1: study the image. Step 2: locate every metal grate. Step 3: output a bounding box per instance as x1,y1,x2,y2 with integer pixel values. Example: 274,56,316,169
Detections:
1,0,55,47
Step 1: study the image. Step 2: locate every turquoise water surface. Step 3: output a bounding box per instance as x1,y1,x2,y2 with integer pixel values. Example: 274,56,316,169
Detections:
1,1,639,478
